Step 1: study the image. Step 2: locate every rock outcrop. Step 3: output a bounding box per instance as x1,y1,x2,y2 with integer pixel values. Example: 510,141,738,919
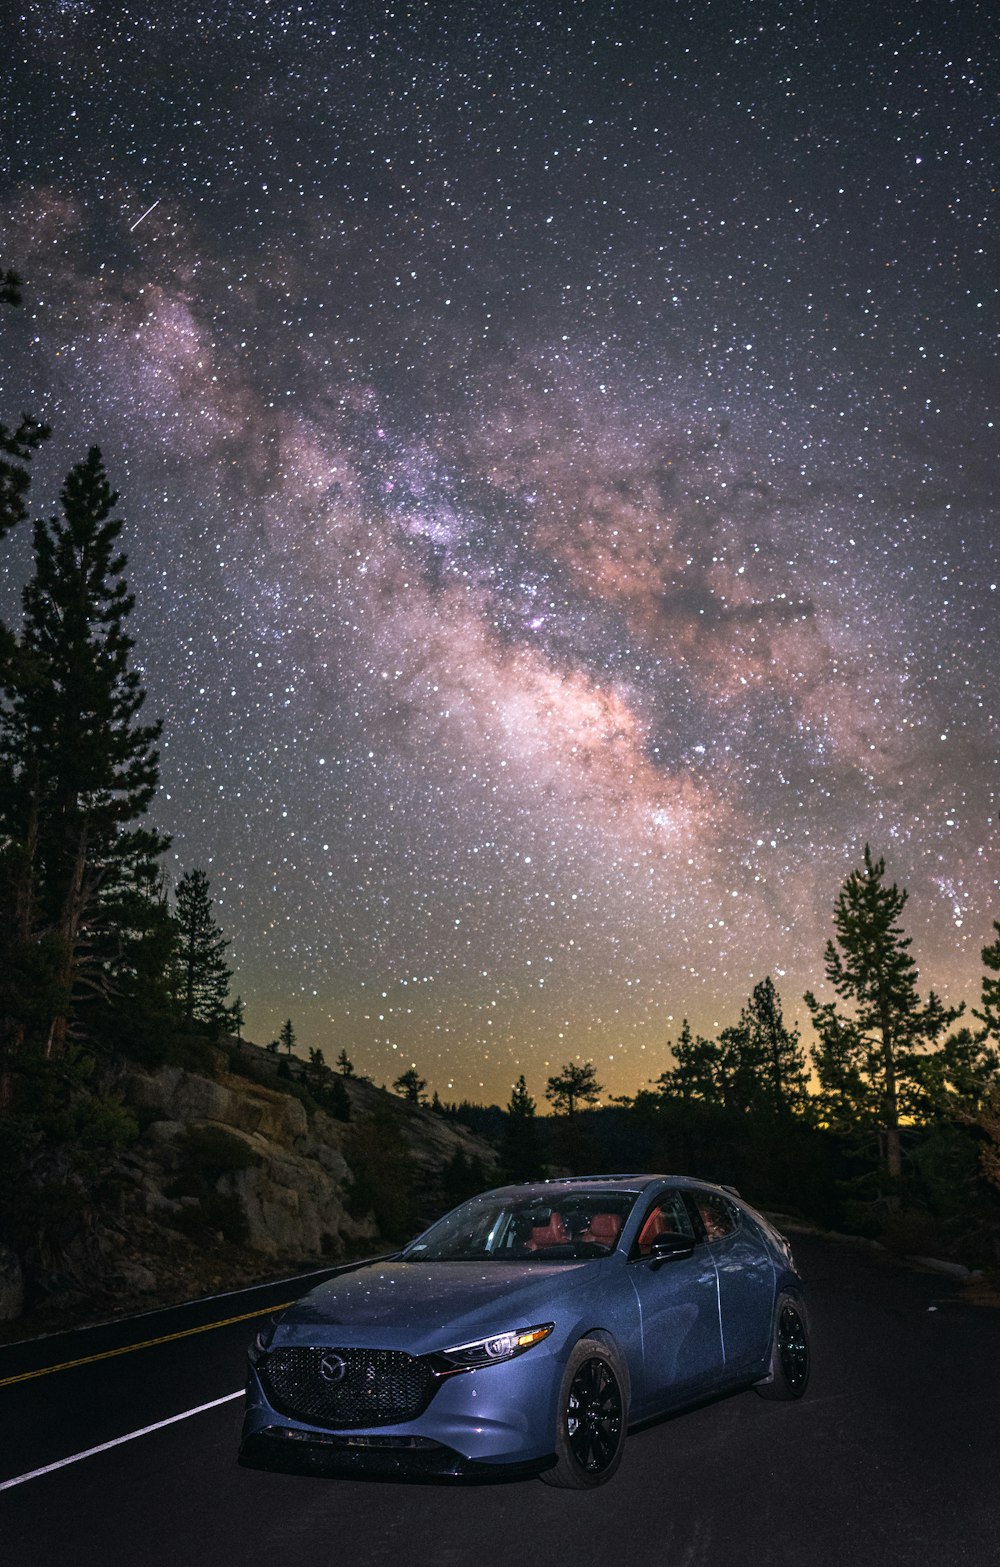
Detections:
0,1047,498,1331
120,1064,364,1261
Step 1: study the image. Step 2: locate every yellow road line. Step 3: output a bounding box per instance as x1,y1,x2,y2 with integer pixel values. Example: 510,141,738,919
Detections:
0,1301,295,1389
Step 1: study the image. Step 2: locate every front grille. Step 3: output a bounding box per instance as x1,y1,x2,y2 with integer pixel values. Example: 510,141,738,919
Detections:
262,1347,440,1429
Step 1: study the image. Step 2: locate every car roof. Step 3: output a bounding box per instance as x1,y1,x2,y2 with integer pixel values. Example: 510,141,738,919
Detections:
489,1174,672,1199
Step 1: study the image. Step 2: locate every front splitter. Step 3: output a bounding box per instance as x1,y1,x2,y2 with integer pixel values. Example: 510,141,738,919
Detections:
239,1428,554,1482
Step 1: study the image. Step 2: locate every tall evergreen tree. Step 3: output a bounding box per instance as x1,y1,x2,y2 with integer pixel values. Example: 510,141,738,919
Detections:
278,1018,296,1056
173,867,232,1031
0,448,165,1061
738,977,809,1117
502,1073,540,1180
805,846,959,1188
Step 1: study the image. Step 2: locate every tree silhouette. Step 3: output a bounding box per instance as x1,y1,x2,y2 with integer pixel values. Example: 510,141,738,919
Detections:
393,1065,426,1104
806,845,959,1191
727,977,809,1116
174,868,232,1031
502,1073,540,1179
545,1060,602,1117
229,994,245,1041
655,1021,721,1103
278,1018,296,1056
1,448,166,1059
306,1045,331,1096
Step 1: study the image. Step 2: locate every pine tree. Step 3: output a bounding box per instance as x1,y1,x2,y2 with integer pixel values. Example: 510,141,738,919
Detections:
502,1073,540,1180
306,1045,331,1096
655,1021,721,1103
805,846,959,1188
173,868,232,1031
0,449,166,1060
229,994,245,1041
336,1046,354,1077
1,270,53,1099
393,1065,426,1104
740,977,809,1116
92,859,178,1065
545,1060,602,1117
278,1018,296,1056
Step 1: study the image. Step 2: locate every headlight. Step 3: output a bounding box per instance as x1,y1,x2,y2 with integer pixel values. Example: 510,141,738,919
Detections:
248,1316,278,1368
438,1323,553,1371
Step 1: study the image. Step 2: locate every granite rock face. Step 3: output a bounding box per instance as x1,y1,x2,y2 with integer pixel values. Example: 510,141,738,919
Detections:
2,1050,497,1329
124,1066,309,1147
121,1066,366,1259
118,1056,497,1264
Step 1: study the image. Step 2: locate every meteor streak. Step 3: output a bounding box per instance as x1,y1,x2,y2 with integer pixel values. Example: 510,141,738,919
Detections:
129,198,160,231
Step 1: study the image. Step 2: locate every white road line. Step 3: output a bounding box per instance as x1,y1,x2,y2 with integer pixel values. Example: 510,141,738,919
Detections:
0,1390,244,1492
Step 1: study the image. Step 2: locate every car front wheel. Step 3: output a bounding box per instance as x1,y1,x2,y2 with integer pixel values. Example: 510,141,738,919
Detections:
540,1337,628,1489
755,1291,810,1400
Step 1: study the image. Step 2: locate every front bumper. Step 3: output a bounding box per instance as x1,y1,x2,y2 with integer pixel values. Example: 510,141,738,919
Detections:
240,1342,562,1475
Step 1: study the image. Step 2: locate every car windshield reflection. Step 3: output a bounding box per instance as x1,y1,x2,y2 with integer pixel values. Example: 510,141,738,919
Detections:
400,1191,639,1262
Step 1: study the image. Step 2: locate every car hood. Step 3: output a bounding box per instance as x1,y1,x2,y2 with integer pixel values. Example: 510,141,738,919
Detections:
274,1258,598,1353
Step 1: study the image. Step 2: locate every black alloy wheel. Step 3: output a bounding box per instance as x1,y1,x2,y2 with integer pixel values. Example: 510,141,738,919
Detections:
567,1357,622,1472
777,1301,809,1391
541,1337,628,1488
756,1291,810,1400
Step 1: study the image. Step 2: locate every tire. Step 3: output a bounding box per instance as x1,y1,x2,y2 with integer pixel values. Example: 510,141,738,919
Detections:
539,1337,628,1489
755,1291,810,1400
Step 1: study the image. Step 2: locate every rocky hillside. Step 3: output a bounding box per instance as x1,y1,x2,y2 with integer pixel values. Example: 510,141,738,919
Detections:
0,1043,498,1335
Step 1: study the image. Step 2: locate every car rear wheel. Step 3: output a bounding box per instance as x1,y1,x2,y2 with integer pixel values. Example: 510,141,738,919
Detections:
755,1292,810,1400
540,1337,627,1489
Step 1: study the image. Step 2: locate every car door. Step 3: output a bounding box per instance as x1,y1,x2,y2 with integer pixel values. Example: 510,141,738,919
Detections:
683,1189,774,1375
626,1190,724,1413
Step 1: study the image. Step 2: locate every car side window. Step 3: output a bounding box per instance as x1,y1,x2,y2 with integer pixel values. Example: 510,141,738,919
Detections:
633,1191,696,1258
691,1191,738,1243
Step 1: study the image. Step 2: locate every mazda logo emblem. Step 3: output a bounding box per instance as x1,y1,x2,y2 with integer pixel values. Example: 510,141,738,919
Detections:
319,1352,347,1384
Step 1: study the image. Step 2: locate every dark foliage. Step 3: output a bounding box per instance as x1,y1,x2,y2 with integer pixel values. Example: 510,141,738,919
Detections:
392,1065,426,1104
345,1096,422,1240
173,868,232,1032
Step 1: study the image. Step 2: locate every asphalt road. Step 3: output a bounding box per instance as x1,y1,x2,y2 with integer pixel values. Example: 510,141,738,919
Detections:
2,1235,998,1567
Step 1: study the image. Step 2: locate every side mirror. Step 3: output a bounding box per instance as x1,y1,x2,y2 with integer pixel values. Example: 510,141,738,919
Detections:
649,1233,695,1268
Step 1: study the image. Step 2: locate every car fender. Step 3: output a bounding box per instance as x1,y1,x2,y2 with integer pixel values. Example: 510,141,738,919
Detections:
576,1325,633,1411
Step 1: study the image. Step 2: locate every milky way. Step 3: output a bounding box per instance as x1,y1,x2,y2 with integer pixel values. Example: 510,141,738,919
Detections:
3,1,998,1099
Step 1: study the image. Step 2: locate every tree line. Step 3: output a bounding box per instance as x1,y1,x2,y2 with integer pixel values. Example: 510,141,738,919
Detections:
419,852,999,1260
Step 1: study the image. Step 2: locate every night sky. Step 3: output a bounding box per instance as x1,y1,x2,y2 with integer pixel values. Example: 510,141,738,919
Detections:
3,1,997,1101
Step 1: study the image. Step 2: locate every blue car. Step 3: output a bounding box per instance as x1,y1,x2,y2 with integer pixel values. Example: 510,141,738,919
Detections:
239,1174,808,1488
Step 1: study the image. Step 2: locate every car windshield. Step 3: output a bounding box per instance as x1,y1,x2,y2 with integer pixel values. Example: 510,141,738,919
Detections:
400,1191,639,1262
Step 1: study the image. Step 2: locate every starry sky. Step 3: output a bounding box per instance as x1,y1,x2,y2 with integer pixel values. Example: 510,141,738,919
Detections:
3,1,998,1102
